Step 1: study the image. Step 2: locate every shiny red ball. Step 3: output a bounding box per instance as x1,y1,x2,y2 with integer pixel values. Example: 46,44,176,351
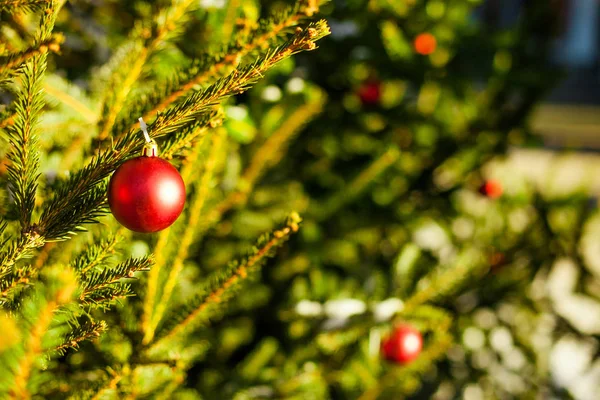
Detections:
479,179,503,199
382,325,423,364
108,156,185,233
358,80,381,105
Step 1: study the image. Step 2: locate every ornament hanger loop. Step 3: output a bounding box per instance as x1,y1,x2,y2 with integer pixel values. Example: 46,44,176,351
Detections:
139,117,152,143
139,117,158,157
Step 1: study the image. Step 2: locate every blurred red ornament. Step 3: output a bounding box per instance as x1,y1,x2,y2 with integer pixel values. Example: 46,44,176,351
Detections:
358,80,381,105
489,251,507,272
480,179,503,199
381,325,423,364
414,33,437,55
108,144,186,233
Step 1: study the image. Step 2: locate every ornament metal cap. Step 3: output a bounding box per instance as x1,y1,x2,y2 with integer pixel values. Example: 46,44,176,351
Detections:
139,117,158,157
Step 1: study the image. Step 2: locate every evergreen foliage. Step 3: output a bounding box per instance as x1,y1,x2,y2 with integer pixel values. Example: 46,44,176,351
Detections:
0,0,598,399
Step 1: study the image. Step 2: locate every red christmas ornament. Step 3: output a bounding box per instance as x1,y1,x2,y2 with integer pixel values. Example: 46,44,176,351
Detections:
358,80,381,105
108,119,186,233
479,179,503,199
414,33,437,55
489,251,507,272
381,325,423,364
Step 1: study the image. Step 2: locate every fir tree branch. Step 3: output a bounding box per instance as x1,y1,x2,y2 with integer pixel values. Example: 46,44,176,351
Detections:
403,248,487,312
152,108,223,160
4,0,62,233
143,132,223,344
0,265,38,306
9,301,55,398
5,57,46,231
40,181,109,241
52,320,107,356
81,285,135,308
6,266,76,399
71,234,121,274
214,90,326,219
314,146,401,221
0,233,45,274
141,138,207,336
144,21,329,140
148,212,301,350
90,372,122,400
96,0,198,140
0,0,47,13
123,1,325,131
39,113,220,241
39,22,327,242
0,35,62,75
80,256,153,303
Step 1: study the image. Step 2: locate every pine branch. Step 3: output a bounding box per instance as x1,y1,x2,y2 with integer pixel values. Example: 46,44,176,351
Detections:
5,55,46,232
143,132,223,344
213,89,326,219
117,1,325,134
358,307,452,400
0,219,10,252
96,0,198,140
80,256,153,303
149,212,301,349
0,265,38,306
0,233,45,274
136,108,222,160
403,248,487,312
38,112,220,241
3,0,61,233
40,181,109,241
145,20,329,140
52,320,107,356
71,234,121,274
4,266,77,399
0,0,47,13
90,372,122,400
0,35,62,75
314,146,401,221
37,23,327,241
141,137,207,335
80,285,135,308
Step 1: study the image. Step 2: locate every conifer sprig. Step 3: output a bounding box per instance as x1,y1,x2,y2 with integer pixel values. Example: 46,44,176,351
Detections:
120,1,326,132
143,132,223,343
0,233,45,274
0,35,62,76
315,146,401,220
146,20,329,140
3,0,61,240
0,0,47,13
215,90,326,218
80,256,153,303
141,138,208,337
71,234,121,274
53,320,107,356
0,265,37,306
39,22,327,241
96,0,198,140
5,57,46,232
149,212,302,350
0,266,77,399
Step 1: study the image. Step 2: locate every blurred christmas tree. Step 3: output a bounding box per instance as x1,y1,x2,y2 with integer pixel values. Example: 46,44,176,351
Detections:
225,0,600,399
1,0,599,399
